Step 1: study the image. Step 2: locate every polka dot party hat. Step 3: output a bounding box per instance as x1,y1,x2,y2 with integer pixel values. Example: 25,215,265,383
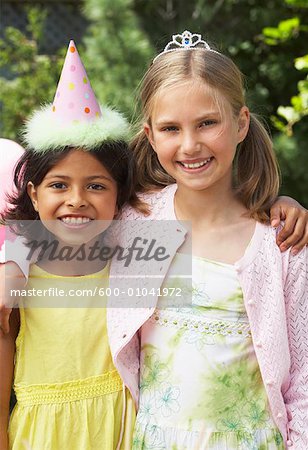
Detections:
52,40,102,124
23,40,129,153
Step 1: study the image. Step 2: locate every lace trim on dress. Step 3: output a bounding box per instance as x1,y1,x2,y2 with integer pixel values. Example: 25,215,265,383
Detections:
14,370,123,406
149,309,252,338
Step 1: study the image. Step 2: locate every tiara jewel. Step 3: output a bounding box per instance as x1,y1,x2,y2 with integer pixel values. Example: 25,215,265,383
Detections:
153,30,214,63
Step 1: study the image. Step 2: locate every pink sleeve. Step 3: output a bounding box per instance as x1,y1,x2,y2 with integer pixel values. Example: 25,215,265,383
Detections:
283,246,308,449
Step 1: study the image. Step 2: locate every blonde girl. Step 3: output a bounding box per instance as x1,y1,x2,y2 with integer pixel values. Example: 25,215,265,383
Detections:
1,32,307,450
120,32,307,449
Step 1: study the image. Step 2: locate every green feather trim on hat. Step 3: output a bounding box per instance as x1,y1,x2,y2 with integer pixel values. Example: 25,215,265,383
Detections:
23,104,130,153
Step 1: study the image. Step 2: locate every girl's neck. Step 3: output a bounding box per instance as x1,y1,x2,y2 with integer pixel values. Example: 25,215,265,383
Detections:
174,183,247,226
174,183,256,264
36,235,108,276
36,258,107,277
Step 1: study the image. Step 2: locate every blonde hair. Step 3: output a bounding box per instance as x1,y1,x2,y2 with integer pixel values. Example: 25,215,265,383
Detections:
131,49,280,222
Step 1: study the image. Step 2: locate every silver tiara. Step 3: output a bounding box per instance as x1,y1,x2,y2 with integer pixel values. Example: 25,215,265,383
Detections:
153,30,217,63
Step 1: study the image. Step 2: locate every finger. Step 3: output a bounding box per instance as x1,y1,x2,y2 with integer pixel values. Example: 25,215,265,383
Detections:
276,208,299,246
278,208,308,248
278,216,305,251
290,224,308,255
270,205,286,228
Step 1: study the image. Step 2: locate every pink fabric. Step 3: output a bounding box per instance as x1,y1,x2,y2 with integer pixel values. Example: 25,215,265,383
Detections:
0,226,4,247
0,139,24,213
2,184,307,448
0,226,18,264
108,184,308,448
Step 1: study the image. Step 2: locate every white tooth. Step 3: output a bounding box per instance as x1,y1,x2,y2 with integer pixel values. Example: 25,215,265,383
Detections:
182,158,212,169
61,216,91,224
184,161,203,168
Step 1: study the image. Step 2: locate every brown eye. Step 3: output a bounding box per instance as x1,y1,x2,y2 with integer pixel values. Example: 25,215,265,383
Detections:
50,183,66,189
87,184,105,190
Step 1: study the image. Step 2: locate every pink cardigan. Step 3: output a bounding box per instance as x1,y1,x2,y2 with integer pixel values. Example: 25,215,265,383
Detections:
108,184,308,449
2,184,308,448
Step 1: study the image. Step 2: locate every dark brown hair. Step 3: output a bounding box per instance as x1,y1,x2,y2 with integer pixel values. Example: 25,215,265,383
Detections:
2,142,147,226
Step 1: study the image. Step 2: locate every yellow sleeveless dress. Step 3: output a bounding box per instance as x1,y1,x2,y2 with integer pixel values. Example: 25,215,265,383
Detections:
8,264,135,450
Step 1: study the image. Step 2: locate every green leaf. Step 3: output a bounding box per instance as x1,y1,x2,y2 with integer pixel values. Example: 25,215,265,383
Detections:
262,17,300,44
295,55,308,71
278,17,300,35
285,0,308,7
290,95,303,110
277,106,300,123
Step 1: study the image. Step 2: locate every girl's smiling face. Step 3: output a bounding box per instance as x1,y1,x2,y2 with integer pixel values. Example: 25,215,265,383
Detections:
27,148,118,245
144,80,250,194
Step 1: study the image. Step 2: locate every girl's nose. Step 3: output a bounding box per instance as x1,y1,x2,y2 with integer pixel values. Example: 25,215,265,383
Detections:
181,131,201,155
66,189,88,209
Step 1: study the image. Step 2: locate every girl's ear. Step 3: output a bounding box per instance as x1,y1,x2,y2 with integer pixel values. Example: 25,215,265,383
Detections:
27,182,38,212
237,106,250,143
143,122,156,152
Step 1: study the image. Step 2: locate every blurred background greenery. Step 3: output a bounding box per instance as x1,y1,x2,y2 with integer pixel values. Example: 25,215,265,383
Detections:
1,0,307,205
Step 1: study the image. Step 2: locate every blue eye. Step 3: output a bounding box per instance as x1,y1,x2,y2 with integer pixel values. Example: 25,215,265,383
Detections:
200,119,216,127
163,126,178,132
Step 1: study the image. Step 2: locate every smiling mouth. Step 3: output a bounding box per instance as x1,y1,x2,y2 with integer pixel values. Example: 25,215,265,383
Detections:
59,217,93,225
178,157,213,169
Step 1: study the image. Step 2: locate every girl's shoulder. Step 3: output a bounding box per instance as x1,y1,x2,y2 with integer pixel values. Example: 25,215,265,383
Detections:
120,184,177,220
238,221,307,281
257,222,307,261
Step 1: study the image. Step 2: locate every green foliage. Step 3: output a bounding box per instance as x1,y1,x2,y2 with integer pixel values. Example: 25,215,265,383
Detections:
0,7,64,140
132,0,308,204
285,0,308,7
275,57,308,136
82,0,154,119
0,0,307,205
274,130,308,202
261,0,308,205
262,16,308,136
263,17,300,45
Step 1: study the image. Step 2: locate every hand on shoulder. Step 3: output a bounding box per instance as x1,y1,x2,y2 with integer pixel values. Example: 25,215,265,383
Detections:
269,196,308,254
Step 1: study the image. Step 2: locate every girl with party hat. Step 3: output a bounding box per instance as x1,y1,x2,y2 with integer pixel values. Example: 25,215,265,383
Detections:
1,32,308,450
0,40,139,450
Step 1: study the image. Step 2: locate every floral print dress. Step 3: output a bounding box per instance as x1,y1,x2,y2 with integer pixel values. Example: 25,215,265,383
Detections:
132,254,284,450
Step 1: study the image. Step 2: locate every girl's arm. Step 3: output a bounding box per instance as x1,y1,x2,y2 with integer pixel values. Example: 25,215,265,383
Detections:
0,233,32,336
0,306,19,450
283,246,308,449
0,262,26,336
270,196,308,254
